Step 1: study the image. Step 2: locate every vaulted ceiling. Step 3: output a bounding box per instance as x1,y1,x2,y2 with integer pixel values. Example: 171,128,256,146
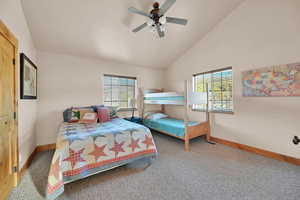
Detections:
21,0,243,68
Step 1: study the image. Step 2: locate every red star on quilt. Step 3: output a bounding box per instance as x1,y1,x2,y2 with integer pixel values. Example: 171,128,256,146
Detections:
128,138,140,152
88,143,107,161
49,157,60,181
110,141,125,157
143,135,154,149
63,148,85,169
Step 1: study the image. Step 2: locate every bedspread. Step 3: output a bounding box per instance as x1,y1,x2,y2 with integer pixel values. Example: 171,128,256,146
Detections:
46,118,157,200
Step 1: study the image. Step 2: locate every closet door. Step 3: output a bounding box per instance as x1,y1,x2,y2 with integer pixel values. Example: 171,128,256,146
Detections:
0,22,17,200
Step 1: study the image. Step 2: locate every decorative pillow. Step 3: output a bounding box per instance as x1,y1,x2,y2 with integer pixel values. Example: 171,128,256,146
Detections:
69,108,94,123
63,106,94,122
79,112,98,124
79,109,94,119
146,113,168,120
69,109,81,122
97,107,111,123
107,106,119,119
63,108,73,122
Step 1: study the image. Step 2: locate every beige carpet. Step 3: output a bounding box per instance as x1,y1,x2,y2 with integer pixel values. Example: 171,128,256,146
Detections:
9,132,300,200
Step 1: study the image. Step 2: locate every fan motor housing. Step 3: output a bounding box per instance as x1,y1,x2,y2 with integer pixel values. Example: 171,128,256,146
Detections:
153,2,160,9
151,2,162,24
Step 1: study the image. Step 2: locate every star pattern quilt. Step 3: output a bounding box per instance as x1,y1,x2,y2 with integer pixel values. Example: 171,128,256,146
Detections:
46,118,157,200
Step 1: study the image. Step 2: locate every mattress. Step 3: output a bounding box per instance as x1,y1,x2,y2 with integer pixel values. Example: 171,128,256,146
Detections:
47,118,157,200
143,118,199,138
144,93,185,105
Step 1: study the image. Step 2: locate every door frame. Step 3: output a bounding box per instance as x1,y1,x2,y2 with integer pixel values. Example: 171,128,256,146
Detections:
0,20,19,186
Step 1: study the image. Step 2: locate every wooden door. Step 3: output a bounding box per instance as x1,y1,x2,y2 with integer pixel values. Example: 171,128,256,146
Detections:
0,21,18,200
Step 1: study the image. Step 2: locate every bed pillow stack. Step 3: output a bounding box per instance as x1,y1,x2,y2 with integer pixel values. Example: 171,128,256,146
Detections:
63,105,119,124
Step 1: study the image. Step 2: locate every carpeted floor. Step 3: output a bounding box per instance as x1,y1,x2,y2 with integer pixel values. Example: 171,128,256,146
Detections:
9,132,300,200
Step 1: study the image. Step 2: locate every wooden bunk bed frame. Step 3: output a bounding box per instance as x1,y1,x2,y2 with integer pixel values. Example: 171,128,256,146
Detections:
139,81,211,151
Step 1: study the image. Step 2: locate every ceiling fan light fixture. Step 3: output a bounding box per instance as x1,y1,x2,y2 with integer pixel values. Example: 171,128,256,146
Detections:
160,24,167,33
128,0,188,38
159,16,167,24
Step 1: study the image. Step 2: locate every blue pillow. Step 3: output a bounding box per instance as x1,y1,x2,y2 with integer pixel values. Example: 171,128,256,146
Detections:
63,108,73,122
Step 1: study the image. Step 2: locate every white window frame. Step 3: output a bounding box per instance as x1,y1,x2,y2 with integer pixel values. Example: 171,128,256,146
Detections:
192,67,234,114
103,74,137,111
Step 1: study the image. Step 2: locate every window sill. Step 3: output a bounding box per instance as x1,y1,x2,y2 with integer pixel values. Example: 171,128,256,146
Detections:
192,109,234,115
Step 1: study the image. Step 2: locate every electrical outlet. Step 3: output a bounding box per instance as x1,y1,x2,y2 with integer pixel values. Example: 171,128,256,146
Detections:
293,136,300,145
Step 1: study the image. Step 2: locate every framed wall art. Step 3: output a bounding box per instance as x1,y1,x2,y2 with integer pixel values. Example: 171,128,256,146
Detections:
242,63,300,97
20,53,37,99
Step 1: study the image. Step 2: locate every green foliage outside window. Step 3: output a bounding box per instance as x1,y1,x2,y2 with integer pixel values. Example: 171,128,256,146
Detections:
193,68,233,112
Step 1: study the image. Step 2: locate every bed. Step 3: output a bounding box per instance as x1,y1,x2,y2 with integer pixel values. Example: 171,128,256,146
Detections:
143,118,199,138
46,118,157,200
139,81,211,151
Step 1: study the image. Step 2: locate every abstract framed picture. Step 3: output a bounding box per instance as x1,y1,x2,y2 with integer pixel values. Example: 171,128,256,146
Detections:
242,63,300,97
20,53,37,99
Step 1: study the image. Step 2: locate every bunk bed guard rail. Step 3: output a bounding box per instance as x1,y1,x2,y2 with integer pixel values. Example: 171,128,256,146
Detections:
144,92,185,105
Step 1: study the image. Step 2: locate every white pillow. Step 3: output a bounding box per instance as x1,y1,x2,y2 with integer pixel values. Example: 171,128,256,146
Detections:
144,112,155,119
146,113,168,120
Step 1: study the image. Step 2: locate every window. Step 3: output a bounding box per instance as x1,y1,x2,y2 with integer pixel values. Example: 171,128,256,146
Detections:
193,67,233,113
103,74,137,109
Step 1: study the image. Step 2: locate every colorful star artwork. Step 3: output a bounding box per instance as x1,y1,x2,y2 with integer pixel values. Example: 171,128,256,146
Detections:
128,138,140,152
143,135,154,149
110,141,125,157
88,143,107,161
49,157,60,180
63,148,85,169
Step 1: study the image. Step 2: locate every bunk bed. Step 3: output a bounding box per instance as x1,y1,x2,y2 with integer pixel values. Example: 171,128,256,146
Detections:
140,81,211,151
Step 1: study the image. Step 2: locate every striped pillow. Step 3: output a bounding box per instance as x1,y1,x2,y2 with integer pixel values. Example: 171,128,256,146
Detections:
97,107,110,123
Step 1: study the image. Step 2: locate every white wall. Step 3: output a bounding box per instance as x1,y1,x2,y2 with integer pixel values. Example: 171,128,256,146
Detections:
165,0,300,158
0,0,38,168
37,51,164,145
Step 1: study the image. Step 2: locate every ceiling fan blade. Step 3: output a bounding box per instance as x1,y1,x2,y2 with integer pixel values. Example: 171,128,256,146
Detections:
156,24,165,38
128,7,150,17
166,17,188,25
132,23,148,33
159,0,176,15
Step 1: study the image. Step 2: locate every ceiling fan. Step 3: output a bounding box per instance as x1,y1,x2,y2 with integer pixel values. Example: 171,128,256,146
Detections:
128,0,188,38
